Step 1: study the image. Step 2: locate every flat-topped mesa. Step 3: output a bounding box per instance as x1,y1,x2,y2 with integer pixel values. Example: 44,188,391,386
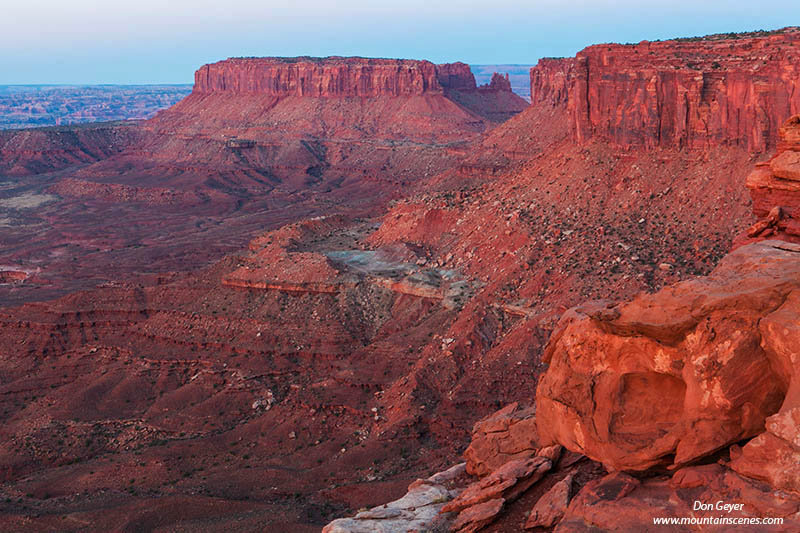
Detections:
436,62,478,91
530,28,800,152
194,56,449,97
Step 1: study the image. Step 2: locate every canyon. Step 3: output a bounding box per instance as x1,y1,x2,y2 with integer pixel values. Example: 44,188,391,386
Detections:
1,29,800,531
0,58,526,307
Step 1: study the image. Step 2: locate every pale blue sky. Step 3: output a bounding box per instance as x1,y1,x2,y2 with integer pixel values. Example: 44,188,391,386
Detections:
2,0,798,84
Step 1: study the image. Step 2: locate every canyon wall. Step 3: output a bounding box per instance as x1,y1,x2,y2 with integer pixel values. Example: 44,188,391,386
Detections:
194,57,449,97
531,28,800,152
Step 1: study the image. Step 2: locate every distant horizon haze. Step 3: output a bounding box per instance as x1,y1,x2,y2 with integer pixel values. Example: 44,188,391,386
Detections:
3,1,799,84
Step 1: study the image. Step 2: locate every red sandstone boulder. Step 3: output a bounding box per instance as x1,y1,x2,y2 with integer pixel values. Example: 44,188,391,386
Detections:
770,149,800,181
536,240,800,471
450,498,505,533
463,402,539,477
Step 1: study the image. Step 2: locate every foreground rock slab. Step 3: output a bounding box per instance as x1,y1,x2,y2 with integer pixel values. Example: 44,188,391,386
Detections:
537,240,800,471
525,472,573,529
322,463,466,533
442,456,552,532
463,402,539,477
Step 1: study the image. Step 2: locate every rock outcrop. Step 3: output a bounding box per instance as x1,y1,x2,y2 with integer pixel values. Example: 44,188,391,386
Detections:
744,114,800,243
462,402,538,477
441,456,552,532
536,239,800,471
531,28,800,152
322,463,467,533
483,73,512,93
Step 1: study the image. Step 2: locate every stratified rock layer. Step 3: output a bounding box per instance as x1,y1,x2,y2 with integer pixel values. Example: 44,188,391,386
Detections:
531,28,800,152
194,57,443,97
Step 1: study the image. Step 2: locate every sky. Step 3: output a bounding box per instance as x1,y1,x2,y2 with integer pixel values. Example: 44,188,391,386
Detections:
2,0,799,84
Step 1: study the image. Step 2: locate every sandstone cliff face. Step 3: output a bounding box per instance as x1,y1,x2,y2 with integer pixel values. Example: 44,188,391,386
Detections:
194,58,512,98
194,57,444,97
531,28,800,152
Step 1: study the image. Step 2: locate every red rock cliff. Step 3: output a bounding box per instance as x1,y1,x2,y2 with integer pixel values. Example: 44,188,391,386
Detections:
531,28,800,152
194,56,447,97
